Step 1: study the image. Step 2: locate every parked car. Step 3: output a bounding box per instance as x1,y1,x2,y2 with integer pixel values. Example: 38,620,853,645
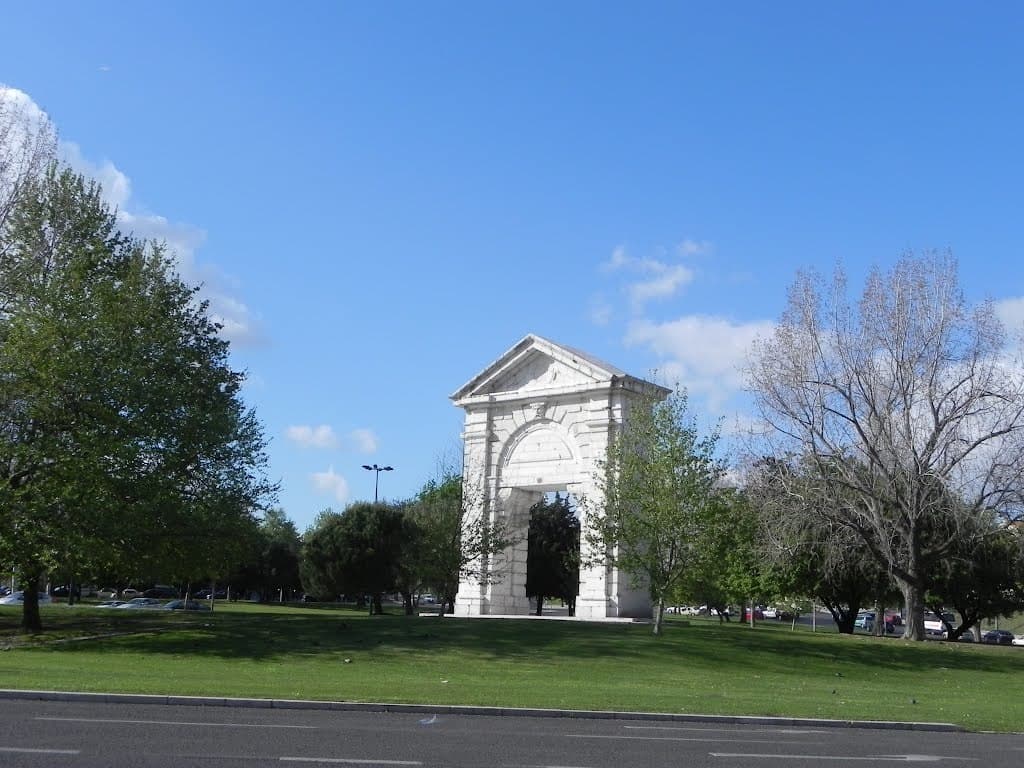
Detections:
1011,635,1024,647
114,597,164,609
120,588,141,600
741,607,765,621
981,629,1015,646
96,588,118,599
163,599,211,611
94,600,125,608
924,611,956,637
762,606,779,619
0,591,52,605
957,630,976,642
855,611,896,633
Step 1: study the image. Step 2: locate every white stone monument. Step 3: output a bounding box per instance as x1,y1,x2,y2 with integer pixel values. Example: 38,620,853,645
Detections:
451,334,669,619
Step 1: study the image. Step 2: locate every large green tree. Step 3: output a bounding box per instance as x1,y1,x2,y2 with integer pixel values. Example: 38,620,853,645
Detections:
300,502,414,614
0,165,273,631
926,519,1024,640
406,470,513,615
235,507,304,602
588,389,725,635
683,489,771,624
526,493,580,616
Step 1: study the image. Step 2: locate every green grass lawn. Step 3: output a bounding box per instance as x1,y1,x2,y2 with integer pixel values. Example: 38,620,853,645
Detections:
0,603,1021,732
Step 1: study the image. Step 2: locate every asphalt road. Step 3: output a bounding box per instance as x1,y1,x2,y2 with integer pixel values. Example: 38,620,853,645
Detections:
0,699,1022,768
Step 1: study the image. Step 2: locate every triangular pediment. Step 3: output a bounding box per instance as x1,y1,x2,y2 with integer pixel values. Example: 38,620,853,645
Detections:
452,334,633,403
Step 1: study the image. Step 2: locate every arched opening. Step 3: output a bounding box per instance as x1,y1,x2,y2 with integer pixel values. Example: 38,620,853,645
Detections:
526,491,580,616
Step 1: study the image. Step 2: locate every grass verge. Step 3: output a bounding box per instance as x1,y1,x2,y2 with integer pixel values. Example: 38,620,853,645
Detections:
0,603,1021,732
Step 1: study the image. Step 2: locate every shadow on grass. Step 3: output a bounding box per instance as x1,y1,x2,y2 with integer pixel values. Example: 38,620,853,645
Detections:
5,604,1022,681
673,616,1024,678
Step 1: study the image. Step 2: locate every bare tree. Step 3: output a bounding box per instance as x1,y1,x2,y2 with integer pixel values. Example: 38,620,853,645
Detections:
0,87,56,252
745,456,897,634
747,252,1024,640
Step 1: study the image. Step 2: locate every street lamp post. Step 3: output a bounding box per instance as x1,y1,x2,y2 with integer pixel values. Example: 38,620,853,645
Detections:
361,463,393,502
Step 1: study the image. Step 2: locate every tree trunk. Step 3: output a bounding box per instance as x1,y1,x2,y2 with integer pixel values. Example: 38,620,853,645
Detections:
535,596,543,616
652,597,664,635
402,591,414,616
900,581,926,640
835,616,855,634
21,576,42,633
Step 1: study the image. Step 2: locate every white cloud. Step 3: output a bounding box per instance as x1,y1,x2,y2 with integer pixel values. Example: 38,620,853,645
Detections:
0,85,49,130
350,428,379,454
1,86,56,221
677,239,713,257
995,297,1024,334
629,265,694,306
600,244,698,311
602,245,631,272
61,141,131,208
625,315,775,411
286,425,339,449
312,466,349,503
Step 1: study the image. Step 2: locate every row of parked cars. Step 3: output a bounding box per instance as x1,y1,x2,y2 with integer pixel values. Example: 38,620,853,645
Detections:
95,598,211,611
854,611,904,633
0,591,211,611
853,608,1024,645
0,591,52,605
930,628,1023,645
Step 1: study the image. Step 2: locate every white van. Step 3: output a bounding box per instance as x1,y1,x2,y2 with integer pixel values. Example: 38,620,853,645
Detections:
924,611,956,637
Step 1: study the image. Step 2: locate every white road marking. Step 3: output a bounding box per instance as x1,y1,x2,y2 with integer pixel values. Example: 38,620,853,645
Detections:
568,734,813,744
0,747,79,755
280,759,421,766
625,725,819,734
709,754,975,762
36,716,315,729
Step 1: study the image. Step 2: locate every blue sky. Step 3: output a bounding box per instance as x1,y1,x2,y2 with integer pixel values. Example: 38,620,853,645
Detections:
4,3,1023,532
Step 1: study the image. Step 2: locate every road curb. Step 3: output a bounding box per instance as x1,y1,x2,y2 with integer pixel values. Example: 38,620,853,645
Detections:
0,689,962,732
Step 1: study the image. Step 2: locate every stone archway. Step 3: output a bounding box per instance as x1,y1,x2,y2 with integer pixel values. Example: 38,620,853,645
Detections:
450,334,669,619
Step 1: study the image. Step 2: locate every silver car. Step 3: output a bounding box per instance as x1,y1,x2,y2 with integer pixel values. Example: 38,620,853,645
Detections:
114,597,164,609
